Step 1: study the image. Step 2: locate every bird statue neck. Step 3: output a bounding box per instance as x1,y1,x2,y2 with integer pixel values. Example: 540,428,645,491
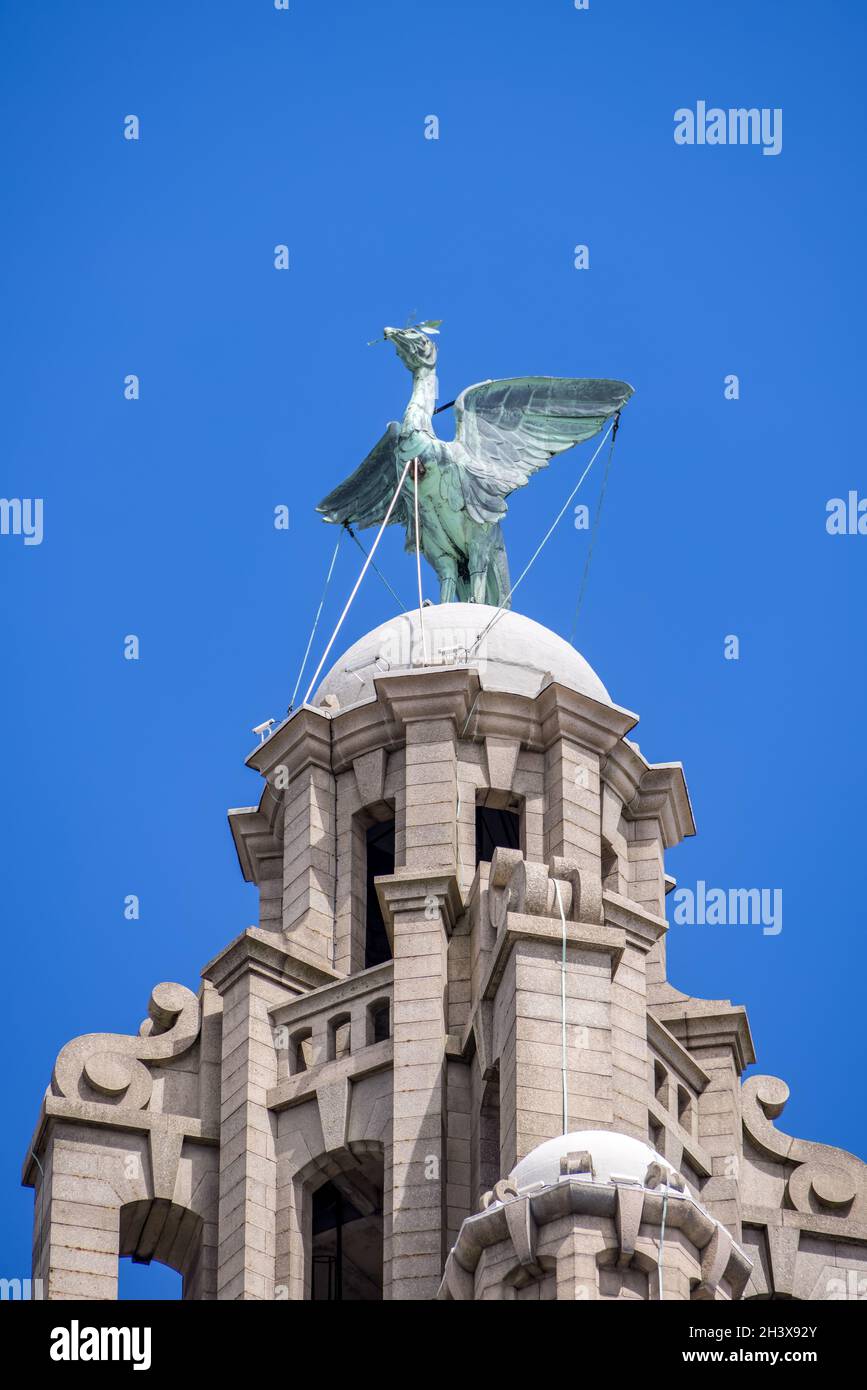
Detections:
407,364,437,420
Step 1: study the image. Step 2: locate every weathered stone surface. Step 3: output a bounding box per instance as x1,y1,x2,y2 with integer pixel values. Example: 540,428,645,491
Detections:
22,608,867,1302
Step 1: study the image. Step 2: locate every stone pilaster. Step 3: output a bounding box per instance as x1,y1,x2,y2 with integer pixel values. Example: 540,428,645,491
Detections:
378,668,477,876
378,869,462,1300
492,921,622,1171
244,708,336,973
202,931,333,1299
30,1134,121,1300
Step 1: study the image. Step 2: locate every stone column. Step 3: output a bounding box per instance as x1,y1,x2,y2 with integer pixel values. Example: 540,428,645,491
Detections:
245,708,336,974
378,870,462,1300
494,925,621,1171
29,1133,122,1300
203,933,330,1299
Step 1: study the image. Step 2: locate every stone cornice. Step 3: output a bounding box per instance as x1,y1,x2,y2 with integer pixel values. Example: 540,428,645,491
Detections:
201,927,339,996
460,688,542,748
602,890,668,954
376,869,463,943
652,1000,756,1072
742,1205,867,1246
482,912,626,1001
234,666,696,870
375,667,480,729
269,960,393,1029
603,740,696,848
329,697,404,774
439,1179,752,1300
22,1099,218,1188
228,785,283,885
266,1038,394,1113
647,1013,712,1093
245,706,332,783
536,681,638,755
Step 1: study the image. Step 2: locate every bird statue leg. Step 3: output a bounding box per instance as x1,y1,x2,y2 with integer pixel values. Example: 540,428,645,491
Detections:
434,554,459,603
468,527,501,604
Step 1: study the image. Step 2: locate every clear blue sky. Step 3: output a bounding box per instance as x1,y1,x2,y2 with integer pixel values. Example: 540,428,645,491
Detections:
1,1,865,1298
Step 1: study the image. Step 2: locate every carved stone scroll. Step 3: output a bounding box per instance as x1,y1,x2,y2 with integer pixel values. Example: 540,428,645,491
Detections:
52,982,200,1111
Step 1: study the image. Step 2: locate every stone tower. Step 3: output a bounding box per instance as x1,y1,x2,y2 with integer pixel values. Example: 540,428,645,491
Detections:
23,604,867,1301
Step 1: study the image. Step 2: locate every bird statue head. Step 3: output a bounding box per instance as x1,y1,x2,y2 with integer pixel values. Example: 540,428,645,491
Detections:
382,323,439,372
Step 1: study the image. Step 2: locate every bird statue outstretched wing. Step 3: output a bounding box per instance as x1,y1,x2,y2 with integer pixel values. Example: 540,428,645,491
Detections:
449,377,634,524
317,422,407,530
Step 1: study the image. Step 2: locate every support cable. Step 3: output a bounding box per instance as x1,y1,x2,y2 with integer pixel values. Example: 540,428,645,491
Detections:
289,531,343,711
303,458,413,706
554,879,569,1136
465,420,617,659
413,458,428,665
345,525,409,614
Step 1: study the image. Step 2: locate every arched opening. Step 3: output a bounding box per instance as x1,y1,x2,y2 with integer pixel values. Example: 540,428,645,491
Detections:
119,1199,209,1301
367,998,390,1045
118,1258,182,1300
365,819,394,968
328,1012,352,1062
309,1152,384,1301
290,1027,314,1075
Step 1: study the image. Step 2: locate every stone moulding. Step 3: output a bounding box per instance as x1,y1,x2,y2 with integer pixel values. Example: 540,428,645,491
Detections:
437,1177,752,1301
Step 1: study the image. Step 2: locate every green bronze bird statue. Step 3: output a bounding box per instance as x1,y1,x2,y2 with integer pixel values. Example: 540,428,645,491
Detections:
317,323,633,607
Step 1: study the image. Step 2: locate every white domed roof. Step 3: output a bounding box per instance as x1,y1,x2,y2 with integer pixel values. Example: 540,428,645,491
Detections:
510,1129,677,1192
311,603,611,710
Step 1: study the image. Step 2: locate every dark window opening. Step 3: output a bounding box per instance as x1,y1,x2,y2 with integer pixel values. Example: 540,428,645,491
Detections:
368,1000,390,1045
475,805,521,866
328,1014,351,1062
365,820,394,968
291,1029,313,1075
311,1169,384,1302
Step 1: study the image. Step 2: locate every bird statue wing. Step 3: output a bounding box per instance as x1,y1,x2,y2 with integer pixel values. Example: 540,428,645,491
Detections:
451,377,633,524
316,422,409,530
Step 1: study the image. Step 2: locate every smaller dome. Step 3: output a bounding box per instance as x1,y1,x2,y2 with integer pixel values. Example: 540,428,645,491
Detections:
510,1129,677,1192
311,603,611,710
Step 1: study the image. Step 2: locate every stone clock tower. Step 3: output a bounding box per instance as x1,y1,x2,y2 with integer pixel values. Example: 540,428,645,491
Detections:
23,605,867,1300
